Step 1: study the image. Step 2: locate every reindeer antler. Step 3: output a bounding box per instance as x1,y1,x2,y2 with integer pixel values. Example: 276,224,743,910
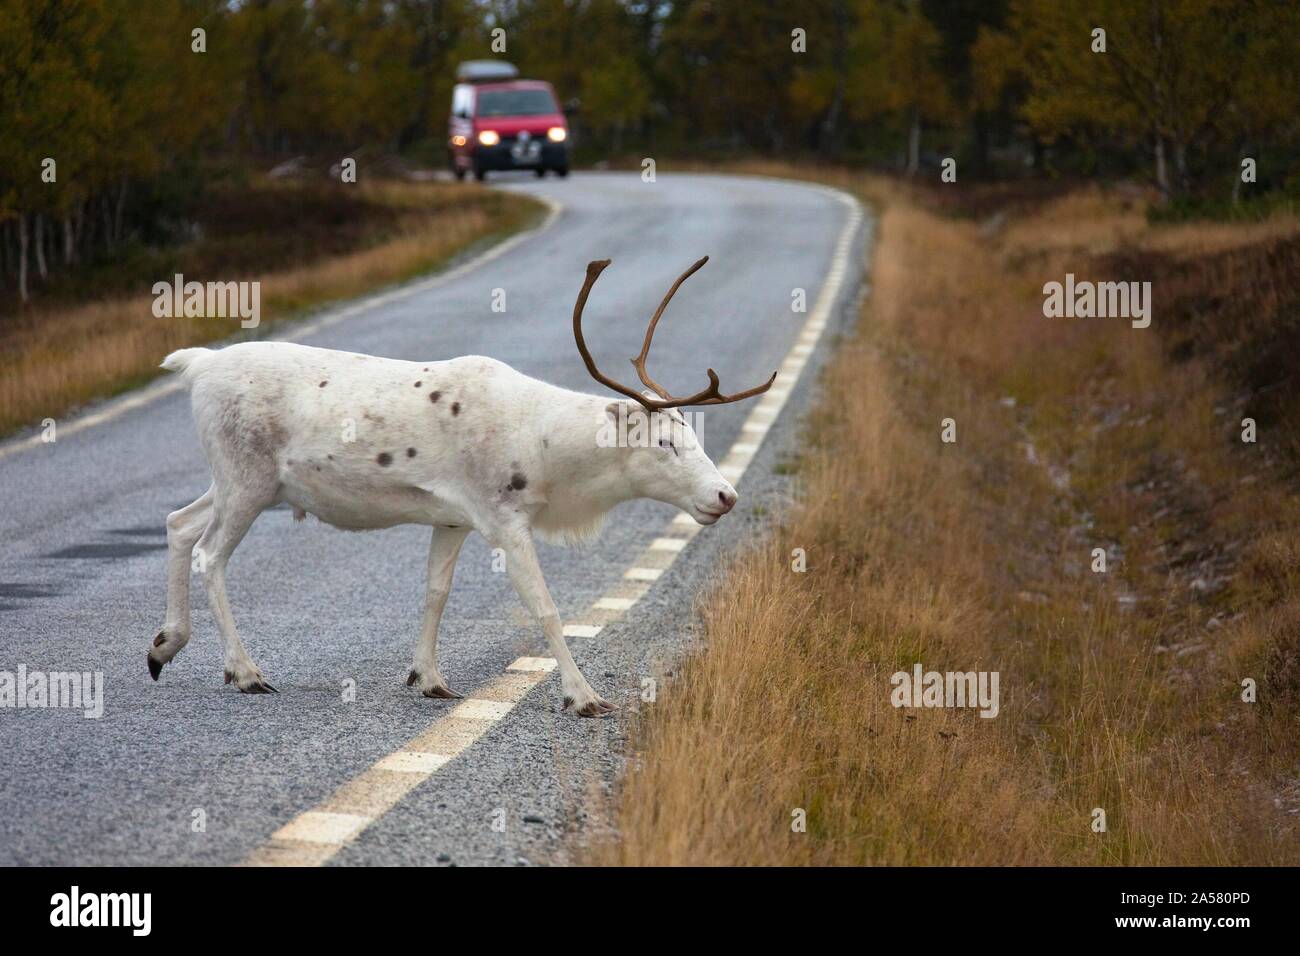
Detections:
572,257,777,413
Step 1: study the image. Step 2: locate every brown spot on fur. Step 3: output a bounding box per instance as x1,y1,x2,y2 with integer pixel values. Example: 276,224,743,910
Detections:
406,447,417,458
319,381,328,387
152,632,166,648
451,402,460,416
509,472,527,490
376,452,393,466
429,391,441,403
414,381,422,387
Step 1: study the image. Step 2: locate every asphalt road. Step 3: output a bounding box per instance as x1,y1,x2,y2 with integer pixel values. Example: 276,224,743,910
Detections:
0,171,867,866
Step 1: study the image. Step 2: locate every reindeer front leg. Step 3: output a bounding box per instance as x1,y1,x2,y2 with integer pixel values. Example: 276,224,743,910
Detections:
496,526,614,717
407,525,471,698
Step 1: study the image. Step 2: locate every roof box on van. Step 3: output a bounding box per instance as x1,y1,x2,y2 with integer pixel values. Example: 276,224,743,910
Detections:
455,60,520,84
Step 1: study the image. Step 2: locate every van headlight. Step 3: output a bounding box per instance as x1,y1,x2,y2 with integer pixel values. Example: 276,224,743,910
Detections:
547,127,567,143
477,130,500,146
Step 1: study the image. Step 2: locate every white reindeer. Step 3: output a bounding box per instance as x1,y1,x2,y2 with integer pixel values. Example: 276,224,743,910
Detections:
148,258,774,716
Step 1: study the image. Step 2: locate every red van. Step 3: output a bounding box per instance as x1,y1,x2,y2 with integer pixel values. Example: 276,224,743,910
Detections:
449,61,569,181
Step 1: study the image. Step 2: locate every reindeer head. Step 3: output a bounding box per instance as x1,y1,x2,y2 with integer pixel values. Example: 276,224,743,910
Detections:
573,257,775,525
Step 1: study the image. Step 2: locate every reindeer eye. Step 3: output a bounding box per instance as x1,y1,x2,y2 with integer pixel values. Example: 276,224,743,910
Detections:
658,437,678,455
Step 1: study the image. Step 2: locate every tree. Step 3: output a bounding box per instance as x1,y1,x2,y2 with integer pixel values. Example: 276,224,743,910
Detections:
846,0,957,173
659,0,807,151
991,0,1298,198
0,0,110,301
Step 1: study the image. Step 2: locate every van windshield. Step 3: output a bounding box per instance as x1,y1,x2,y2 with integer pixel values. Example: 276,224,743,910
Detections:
476,88,557,117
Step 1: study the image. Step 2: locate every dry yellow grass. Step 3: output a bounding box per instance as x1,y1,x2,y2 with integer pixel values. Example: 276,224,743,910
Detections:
999,185,1300,260
588,167,1300,866
0,181,542,437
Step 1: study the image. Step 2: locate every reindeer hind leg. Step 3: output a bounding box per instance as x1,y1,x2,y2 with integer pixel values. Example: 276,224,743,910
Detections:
148,485,214,681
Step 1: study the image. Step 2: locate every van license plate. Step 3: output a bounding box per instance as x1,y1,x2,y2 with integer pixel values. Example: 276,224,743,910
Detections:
511,139,541,163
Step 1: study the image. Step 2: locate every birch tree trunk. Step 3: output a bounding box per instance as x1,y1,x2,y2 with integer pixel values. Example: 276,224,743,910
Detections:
1154,135,1169,198
18,213,30,304
34,214,48,280
114,181,128,243
907,109,921,176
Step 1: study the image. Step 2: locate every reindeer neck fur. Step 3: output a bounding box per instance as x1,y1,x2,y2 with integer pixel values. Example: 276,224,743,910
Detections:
529,385,634,545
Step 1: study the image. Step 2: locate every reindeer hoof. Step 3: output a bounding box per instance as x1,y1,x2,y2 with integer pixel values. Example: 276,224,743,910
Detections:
422,684,463,700
566,696,616,717
409,668,461,698
147,630,169,680
225,669,276,693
